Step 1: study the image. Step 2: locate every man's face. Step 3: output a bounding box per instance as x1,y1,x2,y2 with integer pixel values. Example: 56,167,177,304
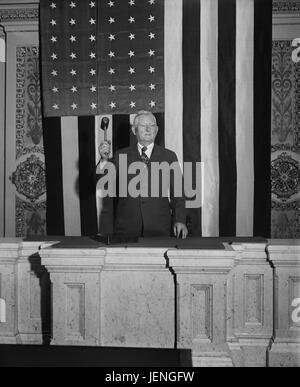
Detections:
133,114,158,145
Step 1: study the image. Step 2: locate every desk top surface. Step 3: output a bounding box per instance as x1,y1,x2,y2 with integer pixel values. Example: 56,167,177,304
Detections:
24,236,267,250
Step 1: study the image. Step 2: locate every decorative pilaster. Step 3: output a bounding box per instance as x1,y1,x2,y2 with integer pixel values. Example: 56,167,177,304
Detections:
40,247,106,347
167,247,236,367
0,239,21,343
227,243,273,367
268,241,300,367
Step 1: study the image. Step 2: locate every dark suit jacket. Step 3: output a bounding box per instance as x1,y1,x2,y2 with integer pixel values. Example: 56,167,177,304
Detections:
96,143,186,237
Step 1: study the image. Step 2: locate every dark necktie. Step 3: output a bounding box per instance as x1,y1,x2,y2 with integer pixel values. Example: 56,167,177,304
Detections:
141,146,150,166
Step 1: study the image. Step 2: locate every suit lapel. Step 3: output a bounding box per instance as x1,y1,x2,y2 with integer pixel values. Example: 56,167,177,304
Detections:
149,144,161,163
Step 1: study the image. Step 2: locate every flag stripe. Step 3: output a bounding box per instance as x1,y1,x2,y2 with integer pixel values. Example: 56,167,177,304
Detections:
78,116,97,236
43,116,65,236
61,117,81,236
154,113,165,147
200,0,219,237
183,0,201,236
164,0,183,168
236,0,254,236
218,0,237,236
113,115,131,151
253,0,272,237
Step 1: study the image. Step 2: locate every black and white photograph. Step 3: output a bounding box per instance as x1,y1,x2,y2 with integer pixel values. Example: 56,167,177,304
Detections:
0,0,299,371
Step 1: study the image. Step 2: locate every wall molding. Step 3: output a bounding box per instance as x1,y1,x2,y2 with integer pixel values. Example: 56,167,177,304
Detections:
273,1,300,13
0,5,38,23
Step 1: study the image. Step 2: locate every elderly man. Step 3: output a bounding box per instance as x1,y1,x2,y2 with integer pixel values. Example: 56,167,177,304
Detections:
97,111,188,239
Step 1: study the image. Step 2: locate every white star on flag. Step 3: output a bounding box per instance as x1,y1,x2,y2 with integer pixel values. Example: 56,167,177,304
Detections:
129,33,135,40
149,84,156,90
89,35,96,42
109,34,115,41
148,49,155,56
51,36,57,43
50,2,56,9
129,16,135,23
109,51,115,58
129,85,136,91
148,15,155,22
70,35,76,42
50,19,56,26
71,86,77,93
129,67,135,74
70,2,76,8
91,103,97,109
90,52,96,59
128,51,135,58
109,17,115,24
149,33,155,40
51,53,58,60
110,102,116,109
108,1,115,7
89,1,96,7
69,18,76,25
150,101,156,108
52,87,59,93
129,0,135,6
70,52,77,59
130,102,136,108
149,66,155,73
52,104,59,110
90,85,97,92
70,69,77,76
109,85,116,92
90,69,96,76
109,68,115,75
149,0,155,4
51,70,58,76
89,18,96,25
71,103,78,110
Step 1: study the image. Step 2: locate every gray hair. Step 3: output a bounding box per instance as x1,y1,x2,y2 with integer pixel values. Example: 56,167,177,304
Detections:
132,111,157,128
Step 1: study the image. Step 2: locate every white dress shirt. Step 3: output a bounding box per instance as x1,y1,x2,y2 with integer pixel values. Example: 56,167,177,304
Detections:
137,142,154,159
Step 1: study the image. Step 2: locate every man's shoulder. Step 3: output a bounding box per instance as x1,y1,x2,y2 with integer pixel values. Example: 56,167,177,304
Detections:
114,146,134,156
156,145,178,160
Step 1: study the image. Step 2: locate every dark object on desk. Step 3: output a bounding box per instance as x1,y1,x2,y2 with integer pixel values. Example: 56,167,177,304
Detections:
92,234,139,245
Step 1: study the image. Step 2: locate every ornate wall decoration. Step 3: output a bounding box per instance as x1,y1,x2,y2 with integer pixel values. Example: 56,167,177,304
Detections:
272,40,300,238
15,46,46,238
273,1,300,13
0,8,39,23
12,154,46,203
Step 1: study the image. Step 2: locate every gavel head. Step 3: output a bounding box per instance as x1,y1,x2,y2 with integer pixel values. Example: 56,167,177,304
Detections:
101,117,110,130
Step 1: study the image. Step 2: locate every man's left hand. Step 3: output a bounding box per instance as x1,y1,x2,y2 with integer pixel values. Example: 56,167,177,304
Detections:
174,223,188,239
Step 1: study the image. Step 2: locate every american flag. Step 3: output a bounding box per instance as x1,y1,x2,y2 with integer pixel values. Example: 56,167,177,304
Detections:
40,0,272,238
41,0,164,116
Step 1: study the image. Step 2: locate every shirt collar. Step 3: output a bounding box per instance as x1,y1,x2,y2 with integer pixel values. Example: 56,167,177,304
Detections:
137,142,155,152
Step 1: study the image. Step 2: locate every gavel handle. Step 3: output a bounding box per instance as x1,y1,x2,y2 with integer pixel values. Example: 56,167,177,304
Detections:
103,129,110,157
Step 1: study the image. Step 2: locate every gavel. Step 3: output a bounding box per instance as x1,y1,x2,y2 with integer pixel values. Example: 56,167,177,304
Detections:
100,117,111,157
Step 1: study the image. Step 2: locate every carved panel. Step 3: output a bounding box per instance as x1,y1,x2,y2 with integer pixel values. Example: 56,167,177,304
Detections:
0,8,39,23
244,275,264,326
29,271,41,320
66,284,85,341
271,40,300,238
273,1,300,13
191,284,213,342
289,277,300,328
15,46,46,238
